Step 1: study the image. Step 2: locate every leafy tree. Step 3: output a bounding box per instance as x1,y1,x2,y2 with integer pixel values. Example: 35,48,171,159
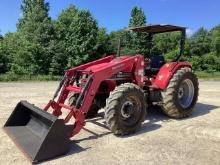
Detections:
0,33,20,73
108,30,130,55
108,7,148,56
11,40,44,74
18,0,53,43
129,7,146,27
14,0,55,74
49,38,67,75
49,6,79,74
128,7,148,55
210,25,220,55
202,53,220,72
1,1,220,77
153,32,181,56
96,28,112,56
0,35,8,73
189,27,211,56
56,6,99,67
55,5,78,36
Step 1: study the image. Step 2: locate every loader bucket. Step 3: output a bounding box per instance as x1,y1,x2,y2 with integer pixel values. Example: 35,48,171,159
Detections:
3,101,73,163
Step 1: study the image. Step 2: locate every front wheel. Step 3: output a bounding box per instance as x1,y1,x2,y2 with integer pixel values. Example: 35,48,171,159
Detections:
161,67,199,118
104,83,147,135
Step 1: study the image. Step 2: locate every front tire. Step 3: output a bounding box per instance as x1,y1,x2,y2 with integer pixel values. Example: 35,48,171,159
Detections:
161,67,199,118
105,83,147,135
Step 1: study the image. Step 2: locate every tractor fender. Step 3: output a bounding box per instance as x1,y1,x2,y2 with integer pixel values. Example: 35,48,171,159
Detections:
152,62,192,90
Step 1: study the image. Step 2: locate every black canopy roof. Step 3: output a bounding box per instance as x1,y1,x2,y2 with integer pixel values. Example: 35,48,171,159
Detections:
126,24,186,34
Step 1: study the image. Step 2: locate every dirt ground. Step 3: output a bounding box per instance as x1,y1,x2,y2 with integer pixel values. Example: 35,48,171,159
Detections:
0,81,220,165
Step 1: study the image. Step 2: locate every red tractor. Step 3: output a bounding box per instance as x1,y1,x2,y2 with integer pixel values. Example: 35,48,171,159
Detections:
4,25,199,163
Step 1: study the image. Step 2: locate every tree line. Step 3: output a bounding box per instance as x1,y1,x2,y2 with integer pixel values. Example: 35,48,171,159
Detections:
0,0,220,76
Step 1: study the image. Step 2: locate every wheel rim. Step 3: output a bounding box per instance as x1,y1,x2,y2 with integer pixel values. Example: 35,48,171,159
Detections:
120,96,141,126
121,101,134,118
178,79,195,108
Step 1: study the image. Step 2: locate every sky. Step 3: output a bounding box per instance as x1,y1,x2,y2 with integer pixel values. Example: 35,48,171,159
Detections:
0,0,219,35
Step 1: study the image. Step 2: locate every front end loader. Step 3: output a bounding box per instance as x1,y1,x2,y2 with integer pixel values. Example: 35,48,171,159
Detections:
4,24,199,163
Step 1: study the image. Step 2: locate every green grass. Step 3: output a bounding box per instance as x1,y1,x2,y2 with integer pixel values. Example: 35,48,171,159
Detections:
195,71,220,80
0,71,220,82
0,73,61,82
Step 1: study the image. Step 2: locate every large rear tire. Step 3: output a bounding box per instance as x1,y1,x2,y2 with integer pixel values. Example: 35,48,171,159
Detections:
105,83,147,135
161,67,199,118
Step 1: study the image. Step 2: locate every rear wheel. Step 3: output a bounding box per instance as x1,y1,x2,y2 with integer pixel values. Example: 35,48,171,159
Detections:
104,83,147,135
161,67,199,118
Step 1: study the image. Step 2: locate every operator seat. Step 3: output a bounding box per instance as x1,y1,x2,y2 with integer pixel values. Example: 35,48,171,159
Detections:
145,55,165,76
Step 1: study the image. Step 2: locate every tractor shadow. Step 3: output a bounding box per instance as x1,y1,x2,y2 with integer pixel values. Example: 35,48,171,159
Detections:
189,103,219,119
38,103,218,164
71,102,219,140
35,143,91,164
73,120,111,143
121,102,219,137
124,106,167,137
147,102,219,121
73,112,111,143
